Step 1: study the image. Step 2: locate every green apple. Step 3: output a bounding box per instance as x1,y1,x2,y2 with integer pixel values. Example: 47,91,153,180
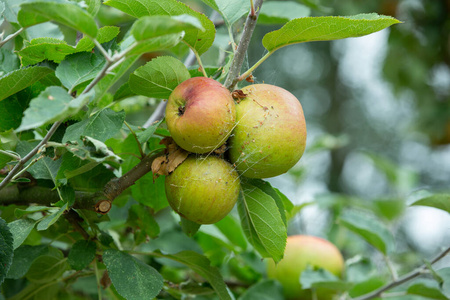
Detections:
165,155,240,224
266,235,344,300
166,77,236,154
228,84,307,178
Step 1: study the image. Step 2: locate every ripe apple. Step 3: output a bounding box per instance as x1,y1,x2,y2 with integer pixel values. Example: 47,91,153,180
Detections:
166,77,236,154
228,84,306,178
165,155,240,224
266,235,344,300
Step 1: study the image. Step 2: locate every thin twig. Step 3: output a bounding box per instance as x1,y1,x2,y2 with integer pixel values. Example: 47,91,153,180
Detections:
224,0,263,90
0,28,24,48
0,150,20,160
352,246,450,300
384,255,399,281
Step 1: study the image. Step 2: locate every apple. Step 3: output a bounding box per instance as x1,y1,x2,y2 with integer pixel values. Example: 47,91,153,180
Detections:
166,77,236,154
165,155,240,224
228,84,307,178
266,235,344,300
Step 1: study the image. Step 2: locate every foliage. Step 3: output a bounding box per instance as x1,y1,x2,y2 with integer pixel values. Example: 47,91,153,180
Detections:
0,0,449,300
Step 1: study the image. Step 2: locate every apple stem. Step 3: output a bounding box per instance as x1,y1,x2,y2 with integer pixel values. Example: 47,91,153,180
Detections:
224,0,264,91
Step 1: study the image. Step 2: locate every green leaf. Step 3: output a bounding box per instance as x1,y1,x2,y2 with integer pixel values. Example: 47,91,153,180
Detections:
259,1,311,25
128,205,160,242
0,218,14,285
6,245,47,279
104,0,215,55
56,152,100,180
131,173,168,213
131,15,203,41
438,268,450,296
201,0,250,26
300,268,353,291
55,51,105,92
0,66,53,101
18,1,98,37
136,119,163,144
2,0,29,24
64,136,123,166
19,37,76,66
7,218,35,250
103,249,164,300
16,141,61,181
0,130,18,169
122,34,183,57
68,240,96,271
239,279,284,300
180,217,201,237
262,14,401,52
62,108,125,143
14,206,51,219
372,198,405,221
348,277,386,298
17,87,93,132
25,246,68,284
238,183,287,263
338,210,395,255
407,279,448,300
215,215,247,251
159,250,231,300
0,48,20,74
75,26,121,52
411,194,450,214
73,0,101,16
129,56,191,99
36,203,68,231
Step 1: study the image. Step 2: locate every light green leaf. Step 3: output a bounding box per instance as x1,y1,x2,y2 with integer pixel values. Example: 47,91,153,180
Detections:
201,0,250,26
7,218,35,250
104,0,215,55
0,48,19,75
411,194,450,214
407,279,448,300
131,174,168,213
14,206,51,219
338,210,395,255
18,1,98,37
68,240,96,271
64,136,123,166
300,268,353,291
159,250,231,300
6,245,47,279
0,66,53,101
0,217,13,285
262,13,401,52
103,249,164,300
259,1,311,25
238,183,287,263
2,0,28,24
73,0,101,16
25,246,67,284
17,87,93,132
36,203,68,231
122,34,184,57
131,15,203,41
129,56,191,99
239,279,284,300
180,217,201,237
63,108,125,143
55,51,105,92
19,37,76,66
215,215,247,251
0,130,18,169
136,119,163,144
75,26,121,52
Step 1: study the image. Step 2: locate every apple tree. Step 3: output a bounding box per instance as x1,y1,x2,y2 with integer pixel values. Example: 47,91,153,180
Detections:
0,0,449,299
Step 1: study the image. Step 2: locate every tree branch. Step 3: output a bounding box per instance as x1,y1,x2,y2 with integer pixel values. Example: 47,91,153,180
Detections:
224,0,263,91
0,28,24,48
352,246,450,300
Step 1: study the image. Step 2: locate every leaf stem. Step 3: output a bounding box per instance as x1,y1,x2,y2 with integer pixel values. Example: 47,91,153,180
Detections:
0,28,24,48
237,51,273,82
224,0,263,90
186,42,208,77
124,121,145,159
0,150,20,160
94,39,112,62
352,246,450,300
94,258,102,300
11,156,43,182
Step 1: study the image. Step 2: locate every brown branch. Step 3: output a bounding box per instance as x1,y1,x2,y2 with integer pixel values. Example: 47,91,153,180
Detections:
224,0,263,90
352,246,450,300
65,209,90,240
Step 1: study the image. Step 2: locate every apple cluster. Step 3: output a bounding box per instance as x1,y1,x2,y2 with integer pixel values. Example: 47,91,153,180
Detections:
164,77,307,224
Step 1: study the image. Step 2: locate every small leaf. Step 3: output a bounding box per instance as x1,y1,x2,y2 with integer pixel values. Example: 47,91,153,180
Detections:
104,0,215,55
15,206,51,219
131,15,203,41
0,66,53,101
7,218,35,250
238,183,287,263
75,26,121,52
6,245,47,279
128,205,160,242
259,1,311,25
263,14,401,52
18,1,98,37
411,194,450,214
348,277,386,298
17,86,93,132
0,218,14,285
68,240,96,271
239,279,284,300
19,38,76,66
129,56,191,99
65,136,123,166
25,247,67,284
201,0,250,26
159,250,231,300
36,203,68,231
16,141,61,181
137,119,163,144
407,279,448,300
103,249,164,300
55,51,105,92
62,108,125,144
338,210,395,255
180,217,201,237
300,268,353,291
